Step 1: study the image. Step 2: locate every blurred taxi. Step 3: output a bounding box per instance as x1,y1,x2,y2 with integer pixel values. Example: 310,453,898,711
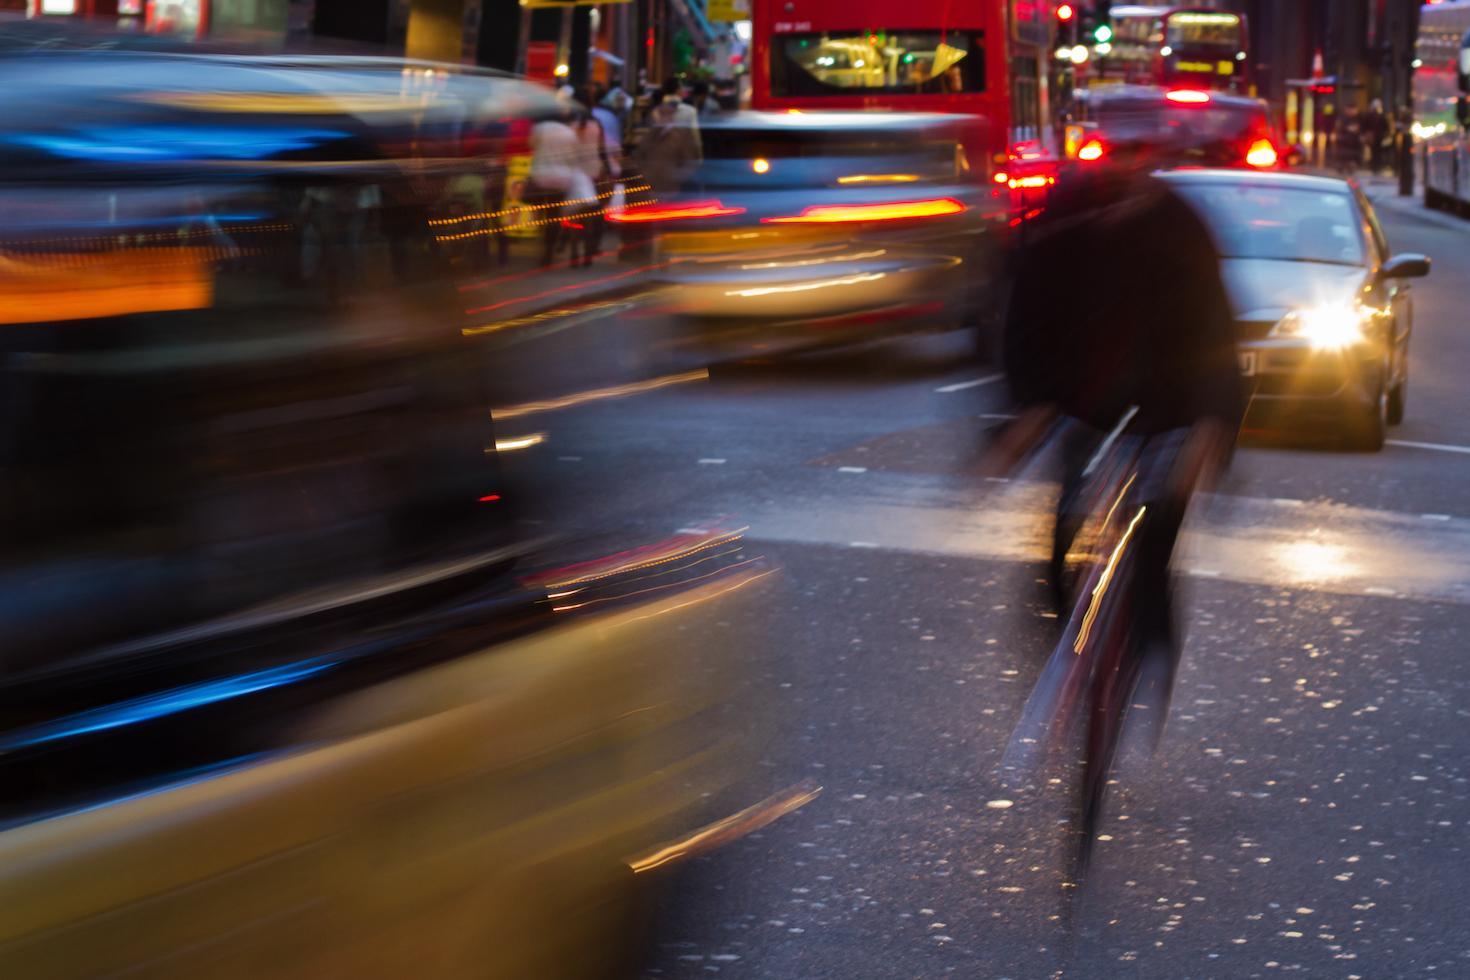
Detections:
1064,85,1286,170
615,111,1009,354
1159,170,1429,449
0,40,802,980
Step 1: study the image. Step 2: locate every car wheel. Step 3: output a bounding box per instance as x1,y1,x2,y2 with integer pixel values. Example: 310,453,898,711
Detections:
1387,376,1407,425
1349,383,1388,451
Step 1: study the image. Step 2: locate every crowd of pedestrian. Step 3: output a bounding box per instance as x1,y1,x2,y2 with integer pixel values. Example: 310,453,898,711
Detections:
525,74,735,266
1332,98,1393,175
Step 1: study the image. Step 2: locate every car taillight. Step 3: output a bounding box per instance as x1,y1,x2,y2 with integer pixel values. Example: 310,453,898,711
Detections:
760,198,967,224
1166,89,1211,103
606,199,747,223
1077,140,1105,161
1246,138,1278,168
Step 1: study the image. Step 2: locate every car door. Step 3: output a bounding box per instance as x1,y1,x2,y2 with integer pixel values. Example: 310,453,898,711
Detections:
1356,188,1411,387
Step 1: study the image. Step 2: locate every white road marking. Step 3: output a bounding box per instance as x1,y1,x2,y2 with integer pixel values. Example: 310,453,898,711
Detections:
837,466,868,473
935,373,1005,393
698,458,727,464
1387,439,1470,455
1424,514,1452,520
746,488,1470,603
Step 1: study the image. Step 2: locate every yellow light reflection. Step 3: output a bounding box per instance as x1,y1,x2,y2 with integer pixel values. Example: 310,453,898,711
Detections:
724,272,885,297
493,432,547,451
491,368,708,420
1075,505,1147,652
837,174,919,184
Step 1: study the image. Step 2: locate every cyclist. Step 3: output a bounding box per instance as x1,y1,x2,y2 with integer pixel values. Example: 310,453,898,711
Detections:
998,136,1246,880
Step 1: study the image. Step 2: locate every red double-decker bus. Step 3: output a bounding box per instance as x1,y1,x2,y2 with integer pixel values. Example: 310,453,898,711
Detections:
749,0,1054,184
1088,6,1250,94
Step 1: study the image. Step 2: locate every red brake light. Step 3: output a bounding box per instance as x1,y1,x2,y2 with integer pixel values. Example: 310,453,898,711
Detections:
1246,138,1278,168
1077,140,1105,161
761,198,967,223
1166,89,1211,104
606,199,747,223
993,171,1010,184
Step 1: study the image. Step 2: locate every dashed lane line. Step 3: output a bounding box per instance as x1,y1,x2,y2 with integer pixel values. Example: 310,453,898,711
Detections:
1386,438,1470,455
934,373,1005,393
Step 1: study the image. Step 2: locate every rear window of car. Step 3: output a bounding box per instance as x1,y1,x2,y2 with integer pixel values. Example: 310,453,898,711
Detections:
695,127,960,188
700,127,954,161
1094,101,1266,146
1169,182,1366,265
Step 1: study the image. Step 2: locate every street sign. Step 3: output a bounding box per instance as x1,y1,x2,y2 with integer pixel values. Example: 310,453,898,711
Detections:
706,0,749,21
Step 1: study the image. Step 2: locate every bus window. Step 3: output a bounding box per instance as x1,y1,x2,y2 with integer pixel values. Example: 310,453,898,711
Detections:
1113,15,1162,45
1166,11,1241,50
769,30,986,98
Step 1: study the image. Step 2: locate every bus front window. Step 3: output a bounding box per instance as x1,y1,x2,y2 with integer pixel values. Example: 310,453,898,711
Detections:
769,30,985,98
1166,11,1241,50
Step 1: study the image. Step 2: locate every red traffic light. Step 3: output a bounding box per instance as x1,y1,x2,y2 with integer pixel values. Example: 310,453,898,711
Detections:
1057,3,1075,20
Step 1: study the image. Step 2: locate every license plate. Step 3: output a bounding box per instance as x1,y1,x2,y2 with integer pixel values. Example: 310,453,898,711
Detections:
1238,351,1258,377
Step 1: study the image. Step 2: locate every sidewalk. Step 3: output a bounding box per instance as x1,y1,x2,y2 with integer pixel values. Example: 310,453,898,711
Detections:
1357,172,1470,236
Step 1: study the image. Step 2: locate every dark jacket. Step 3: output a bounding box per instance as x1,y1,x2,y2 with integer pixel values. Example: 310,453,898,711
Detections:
1003,164,1245,435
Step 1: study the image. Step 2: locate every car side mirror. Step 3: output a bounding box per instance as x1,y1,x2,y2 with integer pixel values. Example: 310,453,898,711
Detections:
1459,97,1470,128
1378,253,1430,280
1284,144,1306,167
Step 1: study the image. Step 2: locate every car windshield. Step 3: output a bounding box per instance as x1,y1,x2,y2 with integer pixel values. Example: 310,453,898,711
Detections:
1169,182,1366,266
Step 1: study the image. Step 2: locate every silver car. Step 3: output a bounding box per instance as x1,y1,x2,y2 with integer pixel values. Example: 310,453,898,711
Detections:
1160,170,1429,450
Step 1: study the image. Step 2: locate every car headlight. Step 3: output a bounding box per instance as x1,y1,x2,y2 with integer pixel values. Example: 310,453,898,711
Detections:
1269,308,1369,348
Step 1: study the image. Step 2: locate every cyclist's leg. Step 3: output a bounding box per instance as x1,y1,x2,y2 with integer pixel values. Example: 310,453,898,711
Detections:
1072,430,1192,878
1120,428,1197,756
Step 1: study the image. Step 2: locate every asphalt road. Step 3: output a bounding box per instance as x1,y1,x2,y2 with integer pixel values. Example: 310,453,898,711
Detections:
500,178,1470,980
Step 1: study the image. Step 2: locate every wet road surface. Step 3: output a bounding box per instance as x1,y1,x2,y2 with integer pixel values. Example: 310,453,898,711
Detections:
500,177,1470,979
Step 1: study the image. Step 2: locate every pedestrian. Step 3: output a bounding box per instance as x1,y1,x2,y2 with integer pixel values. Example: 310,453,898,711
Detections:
587,84,624,178
528,105,598,266
568,87,615,265
1362,99,1390,174
661,76,702,143
1337,108,1363,174
601,78,632,124
690,79,720,119
635,95,702,195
